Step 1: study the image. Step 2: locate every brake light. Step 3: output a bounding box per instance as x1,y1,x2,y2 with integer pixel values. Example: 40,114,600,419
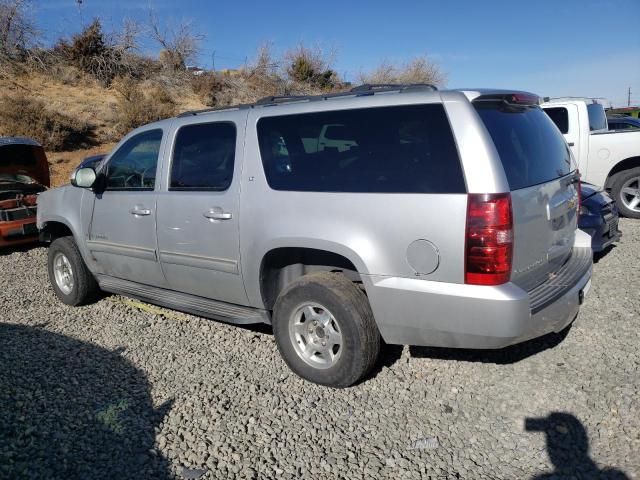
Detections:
465,193,513,286
508,93,540,105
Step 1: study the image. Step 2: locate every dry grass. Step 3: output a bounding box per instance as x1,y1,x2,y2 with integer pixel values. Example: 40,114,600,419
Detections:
0,94,96,151
0,71,119,142
0,70,205,186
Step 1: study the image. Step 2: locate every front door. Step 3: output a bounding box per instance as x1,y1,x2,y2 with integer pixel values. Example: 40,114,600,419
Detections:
87,128,167,287
156,114,248,305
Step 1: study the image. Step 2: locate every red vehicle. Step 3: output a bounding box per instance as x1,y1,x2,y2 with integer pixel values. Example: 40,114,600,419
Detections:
0,137,50,248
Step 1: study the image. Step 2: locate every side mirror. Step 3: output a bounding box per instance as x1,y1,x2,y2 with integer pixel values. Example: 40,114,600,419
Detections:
72,167,97,189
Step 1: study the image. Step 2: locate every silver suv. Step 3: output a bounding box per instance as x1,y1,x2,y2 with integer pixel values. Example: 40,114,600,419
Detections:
38,85,593,387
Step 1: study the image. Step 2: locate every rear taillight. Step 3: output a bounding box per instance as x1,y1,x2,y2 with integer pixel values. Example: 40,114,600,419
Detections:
465,193,513,286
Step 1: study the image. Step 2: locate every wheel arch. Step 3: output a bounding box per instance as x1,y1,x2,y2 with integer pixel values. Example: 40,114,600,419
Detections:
258,245,364,311
39,220,75,243
604,156,640,189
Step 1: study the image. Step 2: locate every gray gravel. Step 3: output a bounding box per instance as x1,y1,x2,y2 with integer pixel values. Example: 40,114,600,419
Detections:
1,220,638,479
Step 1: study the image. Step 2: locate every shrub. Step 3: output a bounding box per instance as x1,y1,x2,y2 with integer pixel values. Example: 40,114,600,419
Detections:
0,94,95,151
190,72,227,106
285,44,338,90
358,55,446,87
54,18,146,85
113,77,176,134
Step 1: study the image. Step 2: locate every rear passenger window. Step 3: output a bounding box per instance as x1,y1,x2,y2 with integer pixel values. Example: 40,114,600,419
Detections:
170,122,236,191
257,104,465,193
543,107,569,134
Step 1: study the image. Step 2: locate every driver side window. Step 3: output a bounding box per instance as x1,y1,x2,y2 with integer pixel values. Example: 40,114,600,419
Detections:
105,129,163,190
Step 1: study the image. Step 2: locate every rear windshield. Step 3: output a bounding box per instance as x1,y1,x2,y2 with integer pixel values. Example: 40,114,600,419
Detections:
257,104,466,193
475,104,573,191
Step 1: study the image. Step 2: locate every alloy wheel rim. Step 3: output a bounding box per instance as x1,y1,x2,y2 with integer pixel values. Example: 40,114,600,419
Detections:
288,303,343,369
620,176,640,212
53,253,74,295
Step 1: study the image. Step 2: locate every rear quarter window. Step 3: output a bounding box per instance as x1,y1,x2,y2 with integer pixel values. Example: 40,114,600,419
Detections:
256,104,465,193
475,104,573,191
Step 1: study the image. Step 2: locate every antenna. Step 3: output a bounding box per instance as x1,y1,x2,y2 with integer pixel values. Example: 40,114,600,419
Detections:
76,0,84,27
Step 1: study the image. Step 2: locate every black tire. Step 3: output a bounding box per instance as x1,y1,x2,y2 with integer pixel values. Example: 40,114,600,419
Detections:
272,272,381,388
47,236,99,306
610,167,640,219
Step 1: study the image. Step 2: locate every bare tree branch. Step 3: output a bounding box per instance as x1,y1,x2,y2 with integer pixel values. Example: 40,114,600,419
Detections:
148,8,204,70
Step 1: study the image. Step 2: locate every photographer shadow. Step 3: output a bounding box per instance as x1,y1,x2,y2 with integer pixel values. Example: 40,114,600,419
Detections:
0,323,172,479
526,412,629,480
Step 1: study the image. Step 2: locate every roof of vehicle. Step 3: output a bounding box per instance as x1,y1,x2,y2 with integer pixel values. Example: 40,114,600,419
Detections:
176,85,540,119
0,137,42,148
541,97,608,105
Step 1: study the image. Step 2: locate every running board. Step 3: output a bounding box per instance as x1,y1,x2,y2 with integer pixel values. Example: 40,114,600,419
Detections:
97,275,271,325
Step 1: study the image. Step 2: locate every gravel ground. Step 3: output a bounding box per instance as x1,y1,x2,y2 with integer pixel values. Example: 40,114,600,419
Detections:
1,220,638,479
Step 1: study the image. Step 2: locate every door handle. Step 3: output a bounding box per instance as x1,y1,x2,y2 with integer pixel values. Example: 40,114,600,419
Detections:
568,142,575,147
130,207,151,216
203,209,232,221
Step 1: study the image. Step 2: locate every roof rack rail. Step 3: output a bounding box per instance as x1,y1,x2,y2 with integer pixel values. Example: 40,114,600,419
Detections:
178,83,438,117
350,83,438,93
255,95,311,105
177,104,252,117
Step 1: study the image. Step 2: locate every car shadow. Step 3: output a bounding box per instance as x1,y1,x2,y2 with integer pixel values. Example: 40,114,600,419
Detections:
594,243,617,263
407,322,573,365
526,412,630,479
0,323,172,479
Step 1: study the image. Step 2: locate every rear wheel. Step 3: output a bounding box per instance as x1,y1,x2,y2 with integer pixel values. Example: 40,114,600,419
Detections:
611,167,640,219
272,272,381,388
47,236,98,306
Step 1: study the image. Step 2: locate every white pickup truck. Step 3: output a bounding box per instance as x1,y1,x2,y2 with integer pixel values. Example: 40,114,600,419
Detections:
542,98,640,218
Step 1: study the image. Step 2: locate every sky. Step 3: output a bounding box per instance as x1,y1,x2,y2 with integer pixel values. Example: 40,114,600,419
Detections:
34,0,640,107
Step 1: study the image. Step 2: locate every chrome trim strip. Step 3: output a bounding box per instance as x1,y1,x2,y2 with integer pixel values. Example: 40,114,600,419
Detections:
159,251,238,274
87,240,157,261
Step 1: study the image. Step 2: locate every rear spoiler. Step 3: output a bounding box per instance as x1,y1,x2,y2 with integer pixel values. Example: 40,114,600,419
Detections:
473,92,540,106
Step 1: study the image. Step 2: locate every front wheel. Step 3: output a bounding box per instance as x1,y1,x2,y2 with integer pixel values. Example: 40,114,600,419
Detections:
611,167,640,219
47,236,99,306
272,272,381,388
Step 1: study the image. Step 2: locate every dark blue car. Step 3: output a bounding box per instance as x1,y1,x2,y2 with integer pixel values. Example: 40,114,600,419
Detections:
78,154,106,170
607,116,640,130
579,182,621,253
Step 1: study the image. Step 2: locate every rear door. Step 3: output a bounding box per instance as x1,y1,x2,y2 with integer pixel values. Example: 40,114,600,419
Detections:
475,102,579,291
155,112,248,305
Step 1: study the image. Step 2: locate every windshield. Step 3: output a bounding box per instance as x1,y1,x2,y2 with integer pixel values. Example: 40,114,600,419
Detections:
475,104,574,190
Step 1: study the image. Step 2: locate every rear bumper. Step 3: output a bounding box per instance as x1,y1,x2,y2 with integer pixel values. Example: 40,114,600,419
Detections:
363,247,593,349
